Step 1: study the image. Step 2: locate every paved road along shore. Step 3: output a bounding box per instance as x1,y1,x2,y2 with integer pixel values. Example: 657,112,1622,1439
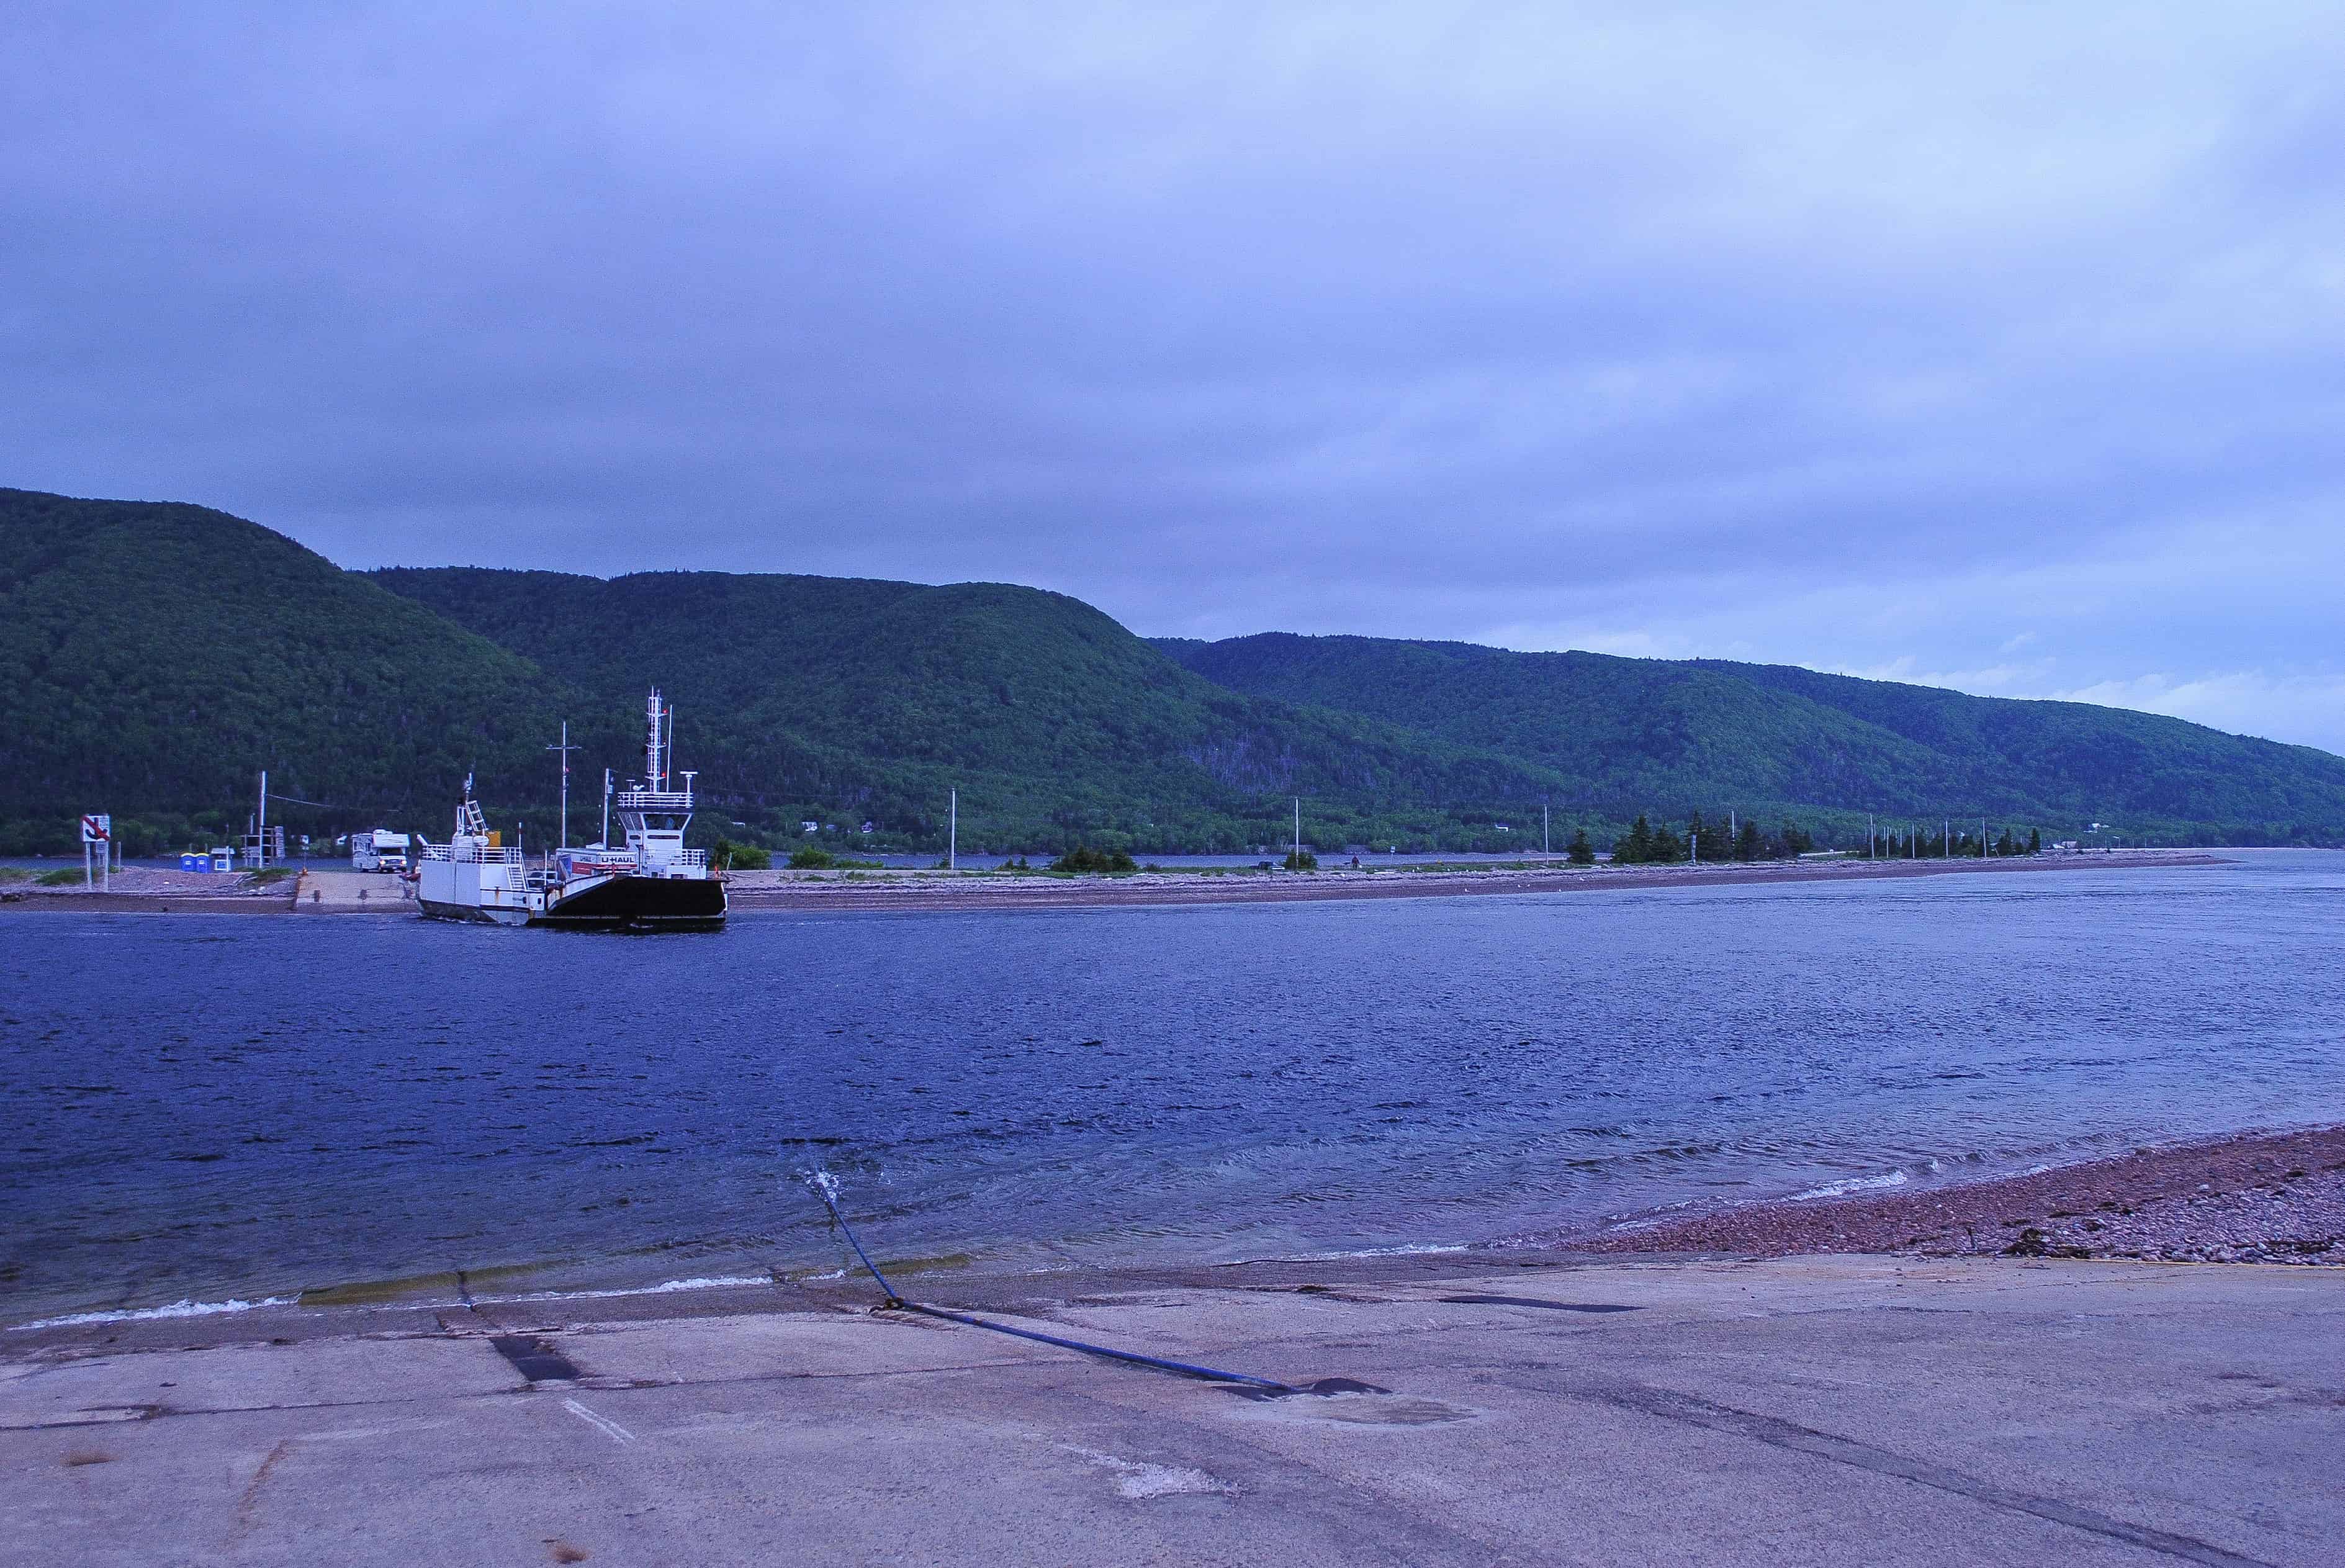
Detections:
6,1251,2336,1566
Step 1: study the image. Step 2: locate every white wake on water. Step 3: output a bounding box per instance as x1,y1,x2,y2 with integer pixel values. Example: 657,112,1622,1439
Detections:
480,1274,774,1306
1785,1170,1911,1202
13,1295,295,1330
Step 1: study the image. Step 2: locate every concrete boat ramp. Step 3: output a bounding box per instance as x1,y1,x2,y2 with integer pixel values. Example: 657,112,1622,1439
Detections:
3,1253,2338,1566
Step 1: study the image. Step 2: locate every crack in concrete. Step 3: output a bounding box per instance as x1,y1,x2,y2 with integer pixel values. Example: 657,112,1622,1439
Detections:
228,1437,292,1543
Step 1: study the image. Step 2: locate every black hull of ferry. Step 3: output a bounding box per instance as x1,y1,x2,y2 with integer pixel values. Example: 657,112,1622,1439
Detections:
541,875,727,932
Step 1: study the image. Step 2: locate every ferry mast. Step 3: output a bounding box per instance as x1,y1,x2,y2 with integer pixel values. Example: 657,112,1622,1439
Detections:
613,687,697,875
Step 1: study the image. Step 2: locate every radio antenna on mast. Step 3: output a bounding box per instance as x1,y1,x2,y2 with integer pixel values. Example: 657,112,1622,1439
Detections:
644,688,669,790
547,722,580,849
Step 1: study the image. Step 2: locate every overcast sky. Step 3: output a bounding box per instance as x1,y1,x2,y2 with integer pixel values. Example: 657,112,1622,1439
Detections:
6,4,2341,750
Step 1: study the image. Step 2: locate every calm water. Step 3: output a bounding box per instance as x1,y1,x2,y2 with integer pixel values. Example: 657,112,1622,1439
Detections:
4,852,2341,1323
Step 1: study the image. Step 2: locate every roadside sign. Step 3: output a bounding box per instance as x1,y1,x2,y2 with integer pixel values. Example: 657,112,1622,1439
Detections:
80,813,114,892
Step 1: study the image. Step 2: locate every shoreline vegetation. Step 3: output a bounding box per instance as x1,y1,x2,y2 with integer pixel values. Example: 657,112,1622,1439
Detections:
0,847,2231,915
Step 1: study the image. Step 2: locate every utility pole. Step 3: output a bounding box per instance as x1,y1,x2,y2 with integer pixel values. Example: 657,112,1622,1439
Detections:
949,788,958,871
1543,802,1550,856
1944,818,1951,858
258,770,268,868
547,723,580,849
1293,796,1301,865
1868,812,1875,860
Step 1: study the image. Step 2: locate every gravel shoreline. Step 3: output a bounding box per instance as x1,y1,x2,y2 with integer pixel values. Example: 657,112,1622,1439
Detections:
0,864,295,912
1568,1125,2345,1266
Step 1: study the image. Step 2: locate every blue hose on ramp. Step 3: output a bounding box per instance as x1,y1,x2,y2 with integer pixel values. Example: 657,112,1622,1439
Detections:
808,1175,1315,1395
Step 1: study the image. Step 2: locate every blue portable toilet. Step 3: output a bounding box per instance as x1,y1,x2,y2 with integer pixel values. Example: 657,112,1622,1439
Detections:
179,851,207,872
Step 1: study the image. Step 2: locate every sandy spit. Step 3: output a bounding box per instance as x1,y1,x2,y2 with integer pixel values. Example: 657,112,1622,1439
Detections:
725,849,2225,912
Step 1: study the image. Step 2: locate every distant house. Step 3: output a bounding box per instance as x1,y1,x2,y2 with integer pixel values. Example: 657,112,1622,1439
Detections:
860,821,875,834
800,821,819,835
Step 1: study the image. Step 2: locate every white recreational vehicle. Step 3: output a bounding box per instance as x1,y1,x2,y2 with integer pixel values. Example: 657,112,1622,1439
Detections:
351,829,412,873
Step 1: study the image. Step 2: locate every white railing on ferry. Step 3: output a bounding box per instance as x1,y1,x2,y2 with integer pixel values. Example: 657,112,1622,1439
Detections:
613,790,694,811
418,842,523,865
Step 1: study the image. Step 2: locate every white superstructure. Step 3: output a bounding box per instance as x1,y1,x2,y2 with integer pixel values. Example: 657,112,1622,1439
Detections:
607,688,708,879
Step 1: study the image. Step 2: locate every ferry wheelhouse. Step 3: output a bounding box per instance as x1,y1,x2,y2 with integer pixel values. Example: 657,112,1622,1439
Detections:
415,688,727,931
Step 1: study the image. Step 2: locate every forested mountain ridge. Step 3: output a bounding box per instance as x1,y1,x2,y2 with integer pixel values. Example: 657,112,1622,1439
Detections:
367,567,1569,850
0,489,566,850
1694,659,2345,832
1154,633,2345,842
4,486,2340,855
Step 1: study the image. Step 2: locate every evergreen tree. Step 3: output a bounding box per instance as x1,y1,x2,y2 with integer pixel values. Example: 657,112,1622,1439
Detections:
1649,824,1686,862
2028,827,2042,854
1616,814,1655,864
1735,818,1763,861
1566,828,1595,865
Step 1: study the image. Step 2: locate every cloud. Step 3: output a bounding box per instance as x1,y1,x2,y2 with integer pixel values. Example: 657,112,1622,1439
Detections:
3,2,2342,753
2045,672,2345,752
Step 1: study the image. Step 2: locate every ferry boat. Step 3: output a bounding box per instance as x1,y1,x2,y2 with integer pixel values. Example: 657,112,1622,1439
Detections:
415,688,727,930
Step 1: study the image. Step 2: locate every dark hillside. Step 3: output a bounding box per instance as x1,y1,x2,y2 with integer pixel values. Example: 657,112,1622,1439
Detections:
369,568,1570,850
1156,634,1956,814
1697,661,2345,839
1159,633,2345,842
0,490,562,852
